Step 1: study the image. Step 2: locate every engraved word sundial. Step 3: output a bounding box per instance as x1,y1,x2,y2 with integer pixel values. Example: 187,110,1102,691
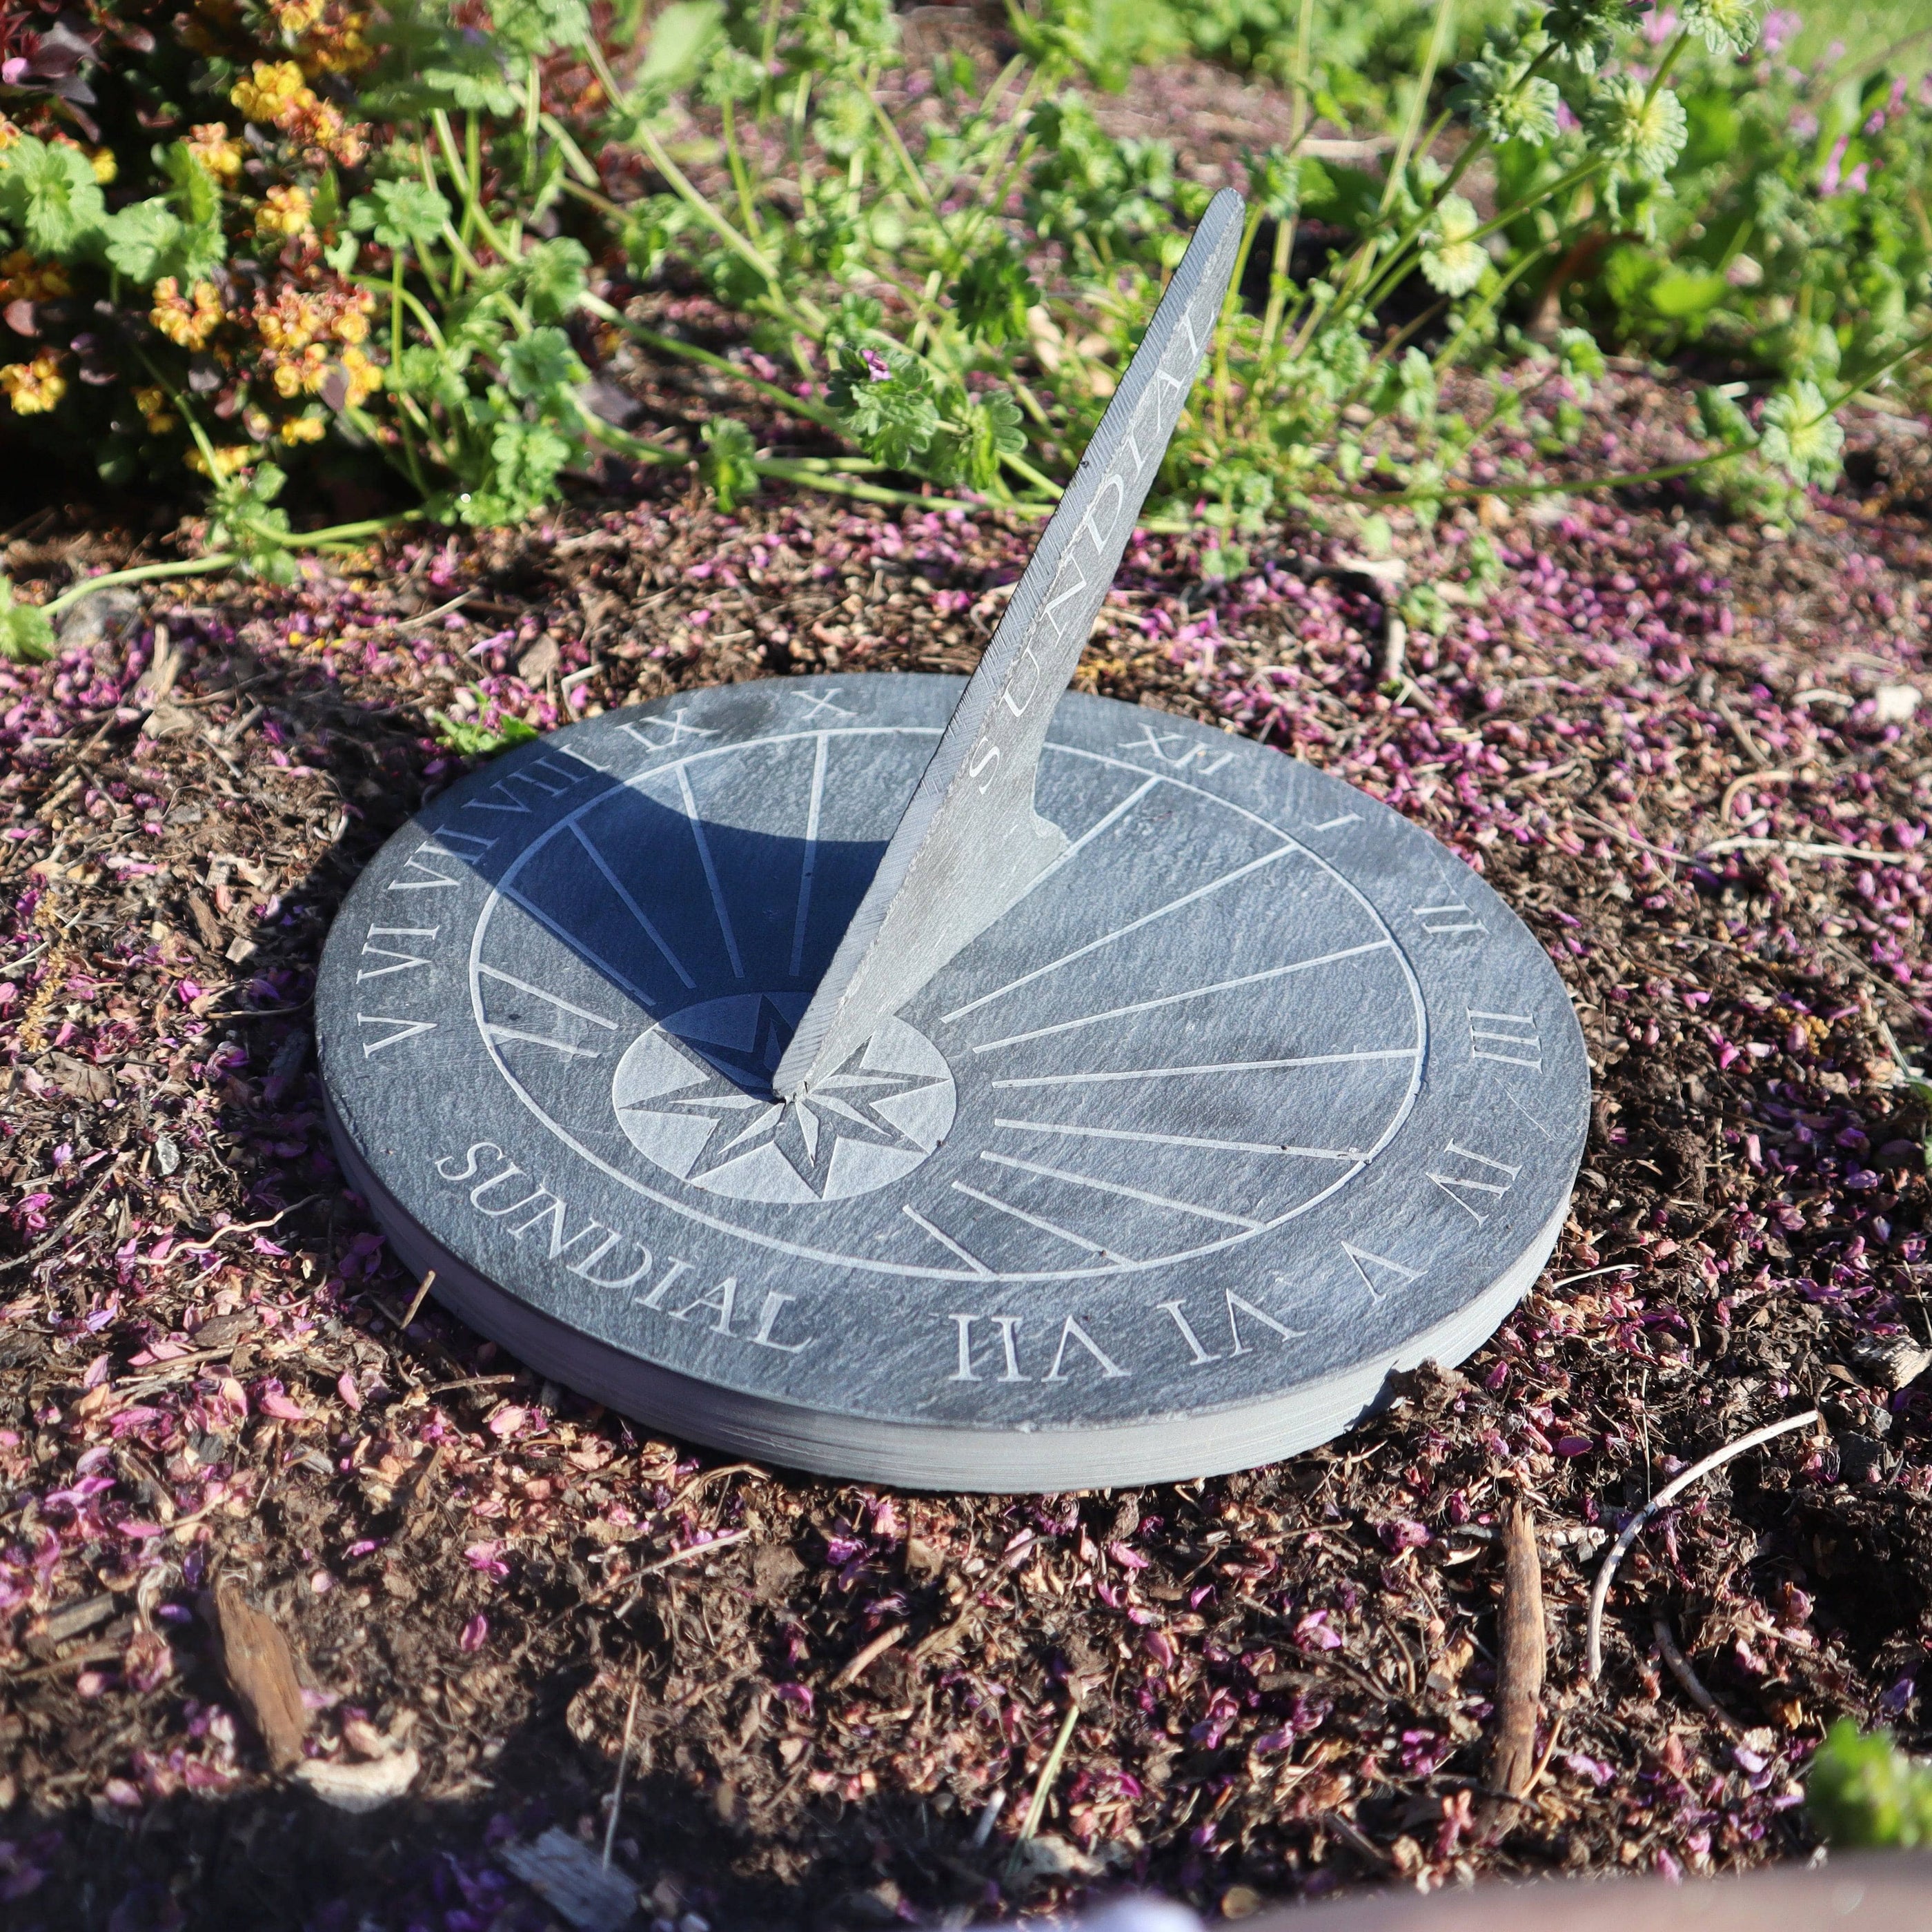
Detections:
317,193,1588,1490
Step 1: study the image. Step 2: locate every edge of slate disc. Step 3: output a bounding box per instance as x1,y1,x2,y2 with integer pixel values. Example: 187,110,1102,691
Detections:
328,1098,1568,1491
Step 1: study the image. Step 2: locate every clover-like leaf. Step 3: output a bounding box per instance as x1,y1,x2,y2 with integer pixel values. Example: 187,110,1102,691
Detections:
1419,195,1487,296
827,339,940,469
351,178,453,255
502,326,586,401
1682,0,1762,58
701,417,760,511
1757,379,1844,490
0,136,108,258
1586,76,1689,181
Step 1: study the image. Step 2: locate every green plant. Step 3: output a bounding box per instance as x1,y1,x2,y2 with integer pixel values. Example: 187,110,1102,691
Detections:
2,0,1931,591
1806,1719,1932,1849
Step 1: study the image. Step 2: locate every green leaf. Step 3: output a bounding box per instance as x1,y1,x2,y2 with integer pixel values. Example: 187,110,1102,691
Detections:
520,238,591,323
351,179,453,255
927,388,1026,491
827,340,940,469
491,0,591,58
640,1,725,90
160,142,221,229
953,241,1038,346
0,576,55,665
1419,195,1488,297
1758,379,1845,490
0,137,108,259
103,199,184,282
700,417,760,511
1647,267,1728,321
502,326,587,400
1807,1722,1932,1849
428,709,542,755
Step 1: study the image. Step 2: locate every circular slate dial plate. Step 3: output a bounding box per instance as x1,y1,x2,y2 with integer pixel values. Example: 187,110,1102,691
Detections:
318,676,1588,1490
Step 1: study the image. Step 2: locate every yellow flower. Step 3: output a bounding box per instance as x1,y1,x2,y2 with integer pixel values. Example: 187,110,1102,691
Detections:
272,0,326,30
338,343,382,408
270,343,329,397
0,118,21,154
255,286,328,353
256,184,313,240
1,351,68,415
150,277,225,350
186,444,254,480
0,250,71,302
132,386,179,434
88,146,117,184
279,412,326,444
329,286,375,344
230,60,311,125
185,123,244,184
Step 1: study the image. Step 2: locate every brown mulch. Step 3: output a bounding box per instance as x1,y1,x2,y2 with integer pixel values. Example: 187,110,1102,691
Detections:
3,384,1932,1928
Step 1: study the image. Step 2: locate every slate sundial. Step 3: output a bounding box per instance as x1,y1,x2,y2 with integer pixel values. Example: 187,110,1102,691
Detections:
317,192,1588,1490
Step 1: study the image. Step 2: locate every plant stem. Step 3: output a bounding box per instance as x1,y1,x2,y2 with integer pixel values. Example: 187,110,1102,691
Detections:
42,556,240,617
577,296,847,433
1380,0,1458,215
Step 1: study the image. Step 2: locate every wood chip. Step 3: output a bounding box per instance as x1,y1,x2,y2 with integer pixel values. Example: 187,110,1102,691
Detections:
215,1577,308,1772
294,1745,421,1812
1486,1502,1546,1797
500,1826,638,1931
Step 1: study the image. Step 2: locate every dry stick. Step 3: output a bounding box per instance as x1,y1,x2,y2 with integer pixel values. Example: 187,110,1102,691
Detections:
1653,1614,1744,1740
602,1678,641,1871
1487,1502,1547,1797
1586,1409,1821,1679
400,1268,438,1330
832,1624,907,1690
0,1159,124,1276
1012,1699,1083,1855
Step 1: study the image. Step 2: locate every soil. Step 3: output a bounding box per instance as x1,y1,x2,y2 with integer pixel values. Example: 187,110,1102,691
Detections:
7,367,1932,1930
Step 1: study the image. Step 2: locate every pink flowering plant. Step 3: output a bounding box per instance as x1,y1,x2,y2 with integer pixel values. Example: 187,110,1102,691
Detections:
0,0,1930,661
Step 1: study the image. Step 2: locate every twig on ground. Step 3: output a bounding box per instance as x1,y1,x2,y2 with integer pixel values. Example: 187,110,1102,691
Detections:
1586,1409,1821,1679
401,1268,438,1330
832,1624,907,1690
1653,1615,1744,1738
1487,1502,1546,1797
0,1159,124,1276
1012,1699,1082,1851
602,1678,640,1871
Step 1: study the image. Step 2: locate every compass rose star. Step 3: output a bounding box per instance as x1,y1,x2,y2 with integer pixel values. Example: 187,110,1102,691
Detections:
640,995,952,1200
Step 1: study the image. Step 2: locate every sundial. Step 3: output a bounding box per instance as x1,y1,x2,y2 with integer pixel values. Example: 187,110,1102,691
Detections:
317,192,1588,1490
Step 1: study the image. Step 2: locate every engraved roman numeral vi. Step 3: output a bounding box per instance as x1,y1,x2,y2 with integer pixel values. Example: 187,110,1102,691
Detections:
1426,1142,1521,1223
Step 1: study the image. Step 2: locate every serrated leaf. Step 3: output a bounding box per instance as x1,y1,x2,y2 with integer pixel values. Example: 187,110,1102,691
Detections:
0,137,107,258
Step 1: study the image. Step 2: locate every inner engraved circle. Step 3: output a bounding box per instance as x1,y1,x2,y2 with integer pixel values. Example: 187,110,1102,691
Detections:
614,994,956,1204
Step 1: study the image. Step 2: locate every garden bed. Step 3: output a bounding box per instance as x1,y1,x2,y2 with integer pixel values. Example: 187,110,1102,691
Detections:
5,371,1932,1927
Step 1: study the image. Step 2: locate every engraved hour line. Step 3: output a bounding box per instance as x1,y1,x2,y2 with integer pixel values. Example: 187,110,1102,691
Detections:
994,1118,1361,1160
1494,1081,1555,1141
940,839,1299,1024
1308,813,1361,832
789,732,829,978
969,937,1397,1053
979,1150,1262,1230
903,1205,992,1276
990,1047,1418,1090
498,883,655,1010
1019,773,1163,898
673,764,743,978
477,964,620,1059
567,823,696,989
949,1182,1134,1263
1467,1006,1542,1070
1414,902,1485,935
